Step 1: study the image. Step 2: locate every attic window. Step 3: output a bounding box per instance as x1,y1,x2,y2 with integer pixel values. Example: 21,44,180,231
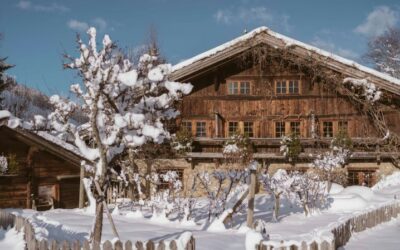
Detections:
275,80,300,95
228,81,251,95
228,82,239,94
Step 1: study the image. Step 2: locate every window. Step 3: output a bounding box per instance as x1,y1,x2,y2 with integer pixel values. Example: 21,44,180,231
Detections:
276,81,286,94
323,121,333,138
228,82,239,94
338,121,348,133
276,80,301,95
244,122,254,137
228,122,239,136
181,121,192,134
157,169,184,190
196,122,206,137
347,169,376,187
275,122,285,137
290,121,300,136
288,80,299,94
240,82,250,94
228,81,251,95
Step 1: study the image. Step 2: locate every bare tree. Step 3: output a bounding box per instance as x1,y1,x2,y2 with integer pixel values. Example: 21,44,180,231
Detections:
364,28,400,79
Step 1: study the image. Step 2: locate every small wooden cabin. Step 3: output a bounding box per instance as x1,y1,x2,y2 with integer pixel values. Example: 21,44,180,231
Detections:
0,122,86,210
165,27,400,188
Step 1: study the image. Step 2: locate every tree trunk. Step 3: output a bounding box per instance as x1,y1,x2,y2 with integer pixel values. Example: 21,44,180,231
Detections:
145,160,152,198
92,200,103,248
246,169,256,228
273,193,280,222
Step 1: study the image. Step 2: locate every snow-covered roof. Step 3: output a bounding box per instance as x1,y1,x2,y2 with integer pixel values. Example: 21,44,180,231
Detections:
171,26,400,92
0,111,87,163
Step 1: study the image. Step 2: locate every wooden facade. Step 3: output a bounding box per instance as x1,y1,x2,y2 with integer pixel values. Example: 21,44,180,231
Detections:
0,125,85,210
169,27,400,187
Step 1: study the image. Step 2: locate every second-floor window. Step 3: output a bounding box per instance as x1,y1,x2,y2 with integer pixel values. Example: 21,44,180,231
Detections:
196,122,206,137
290,121,300,136
228,121,239,136
228,81,251,95
244,122,254,137
323,121,333,138
275,122,285,138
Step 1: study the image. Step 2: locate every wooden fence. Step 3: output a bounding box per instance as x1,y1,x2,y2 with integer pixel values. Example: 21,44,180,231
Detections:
256,201,400,250
0,210,195,250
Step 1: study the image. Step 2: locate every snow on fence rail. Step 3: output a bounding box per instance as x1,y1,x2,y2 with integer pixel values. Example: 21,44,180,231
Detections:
0,210,195,250
255,201,400,250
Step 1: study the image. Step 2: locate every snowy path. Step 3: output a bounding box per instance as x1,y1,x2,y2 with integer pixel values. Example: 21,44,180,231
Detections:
341,217,400,250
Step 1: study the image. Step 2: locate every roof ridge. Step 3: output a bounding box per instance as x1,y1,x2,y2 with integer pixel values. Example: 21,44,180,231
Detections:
172,26,400,88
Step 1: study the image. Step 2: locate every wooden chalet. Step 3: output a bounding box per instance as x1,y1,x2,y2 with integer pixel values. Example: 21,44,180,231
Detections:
0,116,86,210
165,27,400,188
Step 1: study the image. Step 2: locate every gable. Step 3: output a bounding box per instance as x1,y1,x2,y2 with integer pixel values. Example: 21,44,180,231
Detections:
170,27,400,96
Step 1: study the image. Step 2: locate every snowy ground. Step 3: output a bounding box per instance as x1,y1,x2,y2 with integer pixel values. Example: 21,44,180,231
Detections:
0,227,25,250
341,217,400,250
4,180,400,250
2,172,400,249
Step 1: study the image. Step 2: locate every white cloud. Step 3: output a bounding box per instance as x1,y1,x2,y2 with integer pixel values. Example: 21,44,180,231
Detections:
67,18,110,33
214,6,292,32
93,18,108,31
16,1,31,9
215,7,273,25
355,6,398,37
311,37,358,60
16,1,69,12
67,19,89,32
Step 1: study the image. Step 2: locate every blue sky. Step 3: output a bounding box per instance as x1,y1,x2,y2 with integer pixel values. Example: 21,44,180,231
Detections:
1,0,399,96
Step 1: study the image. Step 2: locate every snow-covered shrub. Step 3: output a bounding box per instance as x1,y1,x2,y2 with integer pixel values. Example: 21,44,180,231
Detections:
196,168,248,222
311,134,351,192
171,127,193,154
343,78,382,103
280,134,301,161
290,171,327,216
261,169,294,222
223,133,252,166
0,155,7,174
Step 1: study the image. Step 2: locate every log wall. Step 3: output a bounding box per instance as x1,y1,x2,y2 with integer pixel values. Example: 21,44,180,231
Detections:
0,127,80,209
180,62,399,139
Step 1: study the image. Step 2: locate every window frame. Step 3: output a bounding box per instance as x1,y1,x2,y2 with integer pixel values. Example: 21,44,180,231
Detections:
228,121,239,137
243,121,254,137
290,121,301,137
195,121,207,137
275,79,301,95
288,80,300,94
275,121,286,138
181,121,192,135
227,81,252,95
157,168,184,190
322,121,333,138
